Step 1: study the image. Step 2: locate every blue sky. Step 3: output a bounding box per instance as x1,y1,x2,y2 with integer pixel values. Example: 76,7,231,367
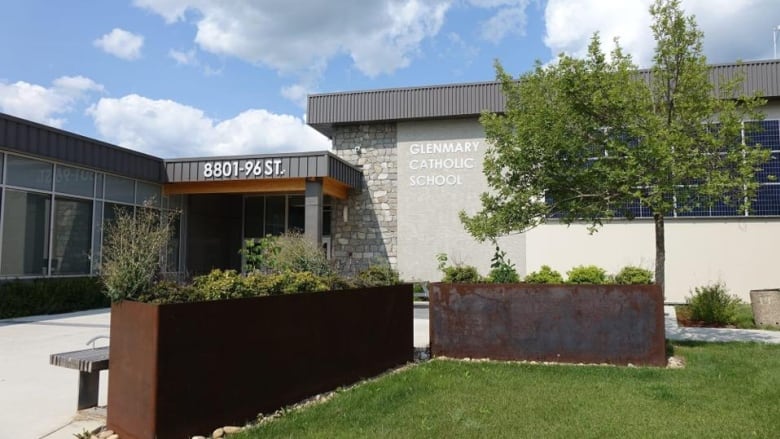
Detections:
1,0,778,158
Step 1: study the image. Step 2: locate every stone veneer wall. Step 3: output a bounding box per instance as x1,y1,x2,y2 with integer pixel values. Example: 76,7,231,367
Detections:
330,124,397,274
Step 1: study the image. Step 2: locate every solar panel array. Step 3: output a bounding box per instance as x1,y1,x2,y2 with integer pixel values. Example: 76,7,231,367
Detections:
547,120,780,219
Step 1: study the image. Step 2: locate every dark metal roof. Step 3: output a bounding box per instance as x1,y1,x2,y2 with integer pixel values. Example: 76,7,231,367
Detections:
165,151,363,188
308,81,506,137
308,59,780,137
0,112,166,183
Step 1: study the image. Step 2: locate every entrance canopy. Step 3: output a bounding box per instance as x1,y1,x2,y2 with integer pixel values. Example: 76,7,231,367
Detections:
163,151,362,199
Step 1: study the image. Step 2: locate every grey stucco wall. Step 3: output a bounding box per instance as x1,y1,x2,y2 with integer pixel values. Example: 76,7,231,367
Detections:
331,124,397,274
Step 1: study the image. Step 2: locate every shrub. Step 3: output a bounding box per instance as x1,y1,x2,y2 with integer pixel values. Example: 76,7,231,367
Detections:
241,237,279,273
100,204,178,301
487,246,520,283
243,233,333,277
524,265,563,284
566,265,608,284
272,271,331,294
0,277,109,319
614,266,654,284
357,264,401,287
687,282,742,326
136,280,201,304
192,269,254,301
436,253,482,283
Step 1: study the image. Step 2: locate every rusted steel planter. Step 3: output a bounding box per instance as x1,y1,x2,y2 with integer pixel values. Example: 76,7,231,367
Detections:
107,285,413,439
429,283,665,367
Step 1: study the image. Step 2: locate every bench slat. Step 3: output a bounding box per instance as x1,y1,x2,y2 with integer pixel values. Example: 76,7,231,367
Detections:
50,346,110,373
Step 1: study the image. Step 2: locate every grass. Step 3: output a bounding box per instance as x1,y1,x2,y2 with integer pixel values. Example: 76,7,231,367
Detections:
234,342,780,438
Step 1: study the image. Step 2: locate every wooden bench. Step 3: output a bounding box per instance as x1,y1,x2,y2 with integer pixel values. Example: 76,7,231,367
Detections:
50,346,109,410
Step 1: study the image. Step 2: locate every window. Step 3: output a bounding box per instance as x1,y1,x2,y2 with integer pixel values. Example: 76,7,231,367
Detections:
51,197,92,274
136,182,161,207
6,155,52,191
55,165,94,197
265,196,286,235
105,175,135,203
288,196,305,233
244,196,265,239
1,190,51,275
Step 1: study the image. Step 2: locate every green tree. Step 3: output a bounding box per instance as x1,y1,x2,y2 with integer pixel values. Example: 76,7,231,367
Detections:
460,0,768,295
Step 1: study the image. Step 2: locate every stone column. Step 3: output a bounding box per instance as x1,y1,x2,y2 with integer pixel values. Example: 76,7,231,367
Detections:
305,178,323,245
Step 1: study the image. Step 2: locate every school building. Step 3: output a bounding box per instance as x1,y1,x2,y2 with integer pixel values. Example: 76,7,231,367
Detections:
1,59,778,301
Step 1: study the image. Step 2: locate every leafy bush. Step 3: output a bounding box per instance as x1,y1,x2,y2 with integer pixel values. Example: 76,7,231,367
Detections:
614,266,654,284
566,265,608,284
270,271,331,294
186,269,332,302
0,277,109,319
357,264,401,287
192,269,255,300
687,282,743,326
436,253,482,283
241,237,279,273
100,204,178,301
487,246,520,283
524,265,563,284
242,233,333,277
136,280,201,304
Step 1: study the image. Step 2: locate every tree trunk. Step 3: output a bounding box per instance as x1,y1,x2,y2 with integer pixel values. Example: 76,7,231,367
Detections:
654,213,665,298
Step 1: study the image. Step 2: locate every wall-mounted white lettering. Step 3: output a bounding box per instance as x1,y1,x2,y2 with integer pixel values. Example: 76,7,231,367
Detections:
203,159,285,179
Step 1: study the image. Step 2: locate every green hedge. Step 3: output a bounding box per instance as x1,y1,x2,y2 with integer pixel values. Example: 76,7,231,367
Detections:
0,277,109,319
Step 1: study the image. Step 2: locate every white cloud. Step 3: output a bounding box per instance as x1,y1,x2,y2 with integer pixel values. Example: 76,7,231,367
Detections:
93,28,145,60
543,0,780,67
466,0,532,44
479,4,529,43
87,94,330,158
281,83,314,108
169,48,198,65
134,0,450,78
0,76,104,127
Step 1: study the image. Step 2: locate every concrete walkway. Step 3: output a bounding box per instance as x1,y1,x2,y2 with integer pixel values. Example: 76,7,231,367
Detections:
3,304,780,438
0,309,110,439
664,305,780,344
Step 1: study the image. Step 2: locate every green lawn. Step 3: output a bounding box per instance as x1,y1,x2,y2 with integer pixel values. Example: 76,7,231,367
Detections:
235,342,780,438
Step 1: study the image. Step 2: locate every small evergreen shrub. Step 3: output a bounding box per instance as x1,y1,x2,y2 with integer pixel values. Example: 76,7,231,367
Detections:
357,264,401,287
524,265,563,284
566,265,608,284
487,246,520,283
614,266,654,284
687,282,742,326
0,277,109,319
436,253,482,283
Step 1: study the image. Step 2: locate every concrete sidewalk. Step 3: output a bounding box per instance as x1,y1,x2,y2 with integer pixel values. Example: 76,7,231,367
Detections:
664,305,780,344
4,304,780,439
0,309,110,439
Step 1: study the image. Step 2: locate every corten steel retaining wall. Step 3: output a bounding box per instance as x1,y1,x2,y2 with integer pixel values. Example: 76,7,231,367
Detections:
107,285,413,439
429,283,665,366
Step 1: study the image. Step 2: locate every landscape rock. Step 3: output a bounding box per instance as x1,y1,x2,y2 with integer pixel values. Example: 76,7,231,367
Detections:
667,356,686,369
212,427,225,438
98,430,114,439
223,426,243,434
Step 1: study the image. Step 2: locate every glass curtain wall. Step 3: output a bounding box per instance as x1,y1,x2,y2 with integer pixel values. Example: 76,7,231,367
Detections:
0,152,178,278
242,195,331,242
